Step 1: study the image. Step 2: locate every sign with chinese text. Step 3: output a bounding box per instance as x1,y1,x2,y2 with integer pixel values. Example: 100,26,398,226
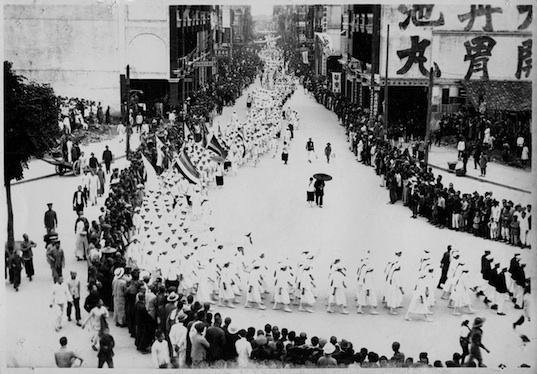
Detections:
332,72,342,92
380,4,533,81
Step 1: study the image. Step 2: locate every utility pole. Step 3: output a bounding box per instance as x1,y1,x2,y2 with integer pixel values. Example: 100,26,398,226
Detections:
424,67,434,166
126,64,131,157
384,24,389,141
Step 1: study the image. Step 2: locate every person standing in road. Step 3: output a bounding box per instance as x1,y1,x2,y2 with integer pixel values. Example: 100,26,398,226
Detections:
20,233,36,281
88,152,100,173
67,271,82,326
73,185,87,214
97,327,115,368
74,211,89,261
10,249,23,292
306,177,315,207
281,141,289,165
479,152,488,177
46,239,65,282
437,245,452,289
55,337,83,368
50,276,73,332
306,138,315,162
465,317,490,367
102,145,113,174
82,299,109,351
314,178,325,208
324,143,332,164
152,330,171,368
44,203,58,234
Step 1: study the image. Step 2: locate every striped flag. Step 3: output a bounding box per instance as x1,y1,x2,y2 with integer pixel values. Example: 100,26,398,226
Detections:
206,134,228,159
173,148,200,184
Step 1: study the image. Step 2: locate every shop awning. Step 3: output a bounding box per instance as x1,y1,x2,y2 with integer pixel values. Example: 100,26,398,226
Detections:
461,80,532,112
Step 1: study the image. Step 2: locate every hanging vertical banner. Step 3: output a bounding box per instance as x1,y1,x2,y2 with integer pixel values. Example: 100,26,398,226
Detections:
302,50,308,64
332,72,342,93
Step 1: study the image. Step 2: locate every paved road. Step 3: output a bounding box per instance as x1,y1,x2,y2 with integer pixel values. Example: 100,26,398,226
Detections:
4,78,536,369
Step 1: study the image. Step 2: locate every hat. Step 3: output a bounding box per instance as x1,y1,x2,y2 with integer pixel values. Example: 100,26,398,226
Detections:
473,317,486,328
47,203,53,206
194,323,205,333
114,268,125,278
323,342,336,355
167,292,179,302
228,325,240,334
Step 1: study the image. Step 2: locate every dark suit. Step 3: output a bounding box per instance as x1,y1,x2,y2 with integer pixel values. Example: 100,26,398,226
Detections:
72,190,86,213
205,325,226,362
314,179,325,207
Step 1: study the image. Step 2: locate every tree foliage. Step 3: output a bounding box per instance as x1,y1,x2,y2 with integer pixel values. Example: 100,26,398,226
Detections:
4,61,61,183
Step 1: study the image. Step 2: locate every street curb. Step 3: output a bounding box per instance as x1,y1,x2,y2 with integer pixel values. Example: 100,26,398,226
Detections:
429,163,532,194
12,154,128,186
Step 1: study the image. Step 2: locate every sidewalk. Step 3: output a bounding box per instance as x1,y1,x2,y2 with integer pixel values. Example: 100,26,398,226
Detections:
13,128,141,185
426,144,533,205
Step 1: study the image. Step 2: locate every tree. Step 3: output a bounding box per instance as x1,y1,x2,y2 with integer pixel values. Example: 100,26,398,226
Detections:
4,61,61,251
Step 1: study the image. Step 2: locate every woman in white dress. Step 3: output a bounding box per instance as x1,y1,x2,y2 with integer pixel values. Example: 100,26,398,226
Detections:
273,265,293,312
218,262,237,308
386,266,404,315
244,262,266,310
405,275,433,321
450,269,476,316
298,266,315,313
357,266,379,314
327,266,349,314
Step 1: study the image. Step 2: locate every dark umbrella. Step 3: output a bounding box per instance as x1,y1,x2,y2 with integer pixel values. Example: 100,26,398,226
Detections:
313,173,332,181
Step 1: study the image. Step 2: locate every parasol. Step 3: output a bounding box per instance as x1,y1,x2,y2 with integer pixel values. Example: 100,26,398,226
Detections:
101,247,117,254
313,173,332,181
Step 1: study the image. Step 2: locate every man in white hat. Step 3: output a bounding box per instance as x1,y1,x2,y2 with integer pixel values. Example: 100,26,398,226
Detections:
317,342,337,367
169,312,187,367
112,268,128,327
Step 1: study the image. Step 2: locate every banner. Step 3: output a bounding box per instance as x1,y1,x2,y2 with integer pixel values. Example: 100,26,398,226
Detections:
302,51,308,64
173,148,200,184
141,154,159,191
332,72,342,93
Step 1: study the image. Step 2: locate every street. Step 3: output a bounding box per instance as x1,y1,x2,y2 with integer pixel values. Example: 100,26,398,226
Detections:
5,77,536,369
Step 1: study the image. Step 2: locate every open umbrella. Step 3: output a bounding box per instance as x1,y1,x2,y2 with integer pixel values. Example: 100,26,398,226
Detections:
313,173,332,181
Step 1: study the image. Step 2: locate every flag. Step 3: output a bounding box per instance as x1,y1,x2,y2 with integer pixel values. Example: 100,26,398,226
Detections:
173,148,200,184
141,154,159,191
207,134,228,159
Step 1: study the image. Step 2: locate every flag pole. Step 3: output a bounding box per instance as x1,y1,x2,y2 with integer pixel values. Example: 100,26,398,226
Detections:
384,24,389,141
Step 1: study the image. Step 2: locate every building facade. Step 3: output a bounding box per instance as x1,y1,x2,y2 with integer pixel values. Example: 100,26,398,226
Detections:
4,2,251,115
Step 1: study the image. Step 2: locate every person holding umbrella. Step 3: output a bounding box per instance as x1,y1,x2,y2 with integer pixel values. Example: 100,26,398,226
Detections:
313,174,332,208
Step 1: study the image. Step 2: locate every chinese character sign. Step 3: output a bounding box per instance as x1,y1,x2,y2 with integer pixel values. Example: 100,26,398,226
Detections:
381,4,533,81
463,36,497,80
332,72,341,93
396,35,431,76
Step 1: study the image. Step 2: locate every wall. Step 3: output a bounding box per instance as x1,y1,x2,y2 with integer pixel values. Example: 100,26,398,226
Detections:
4,4,122,112
4,2,171,114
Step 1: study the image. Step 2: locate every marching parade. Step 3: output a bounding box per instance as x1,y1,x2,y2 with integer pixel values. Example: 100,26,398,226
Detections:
3,2,535,371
